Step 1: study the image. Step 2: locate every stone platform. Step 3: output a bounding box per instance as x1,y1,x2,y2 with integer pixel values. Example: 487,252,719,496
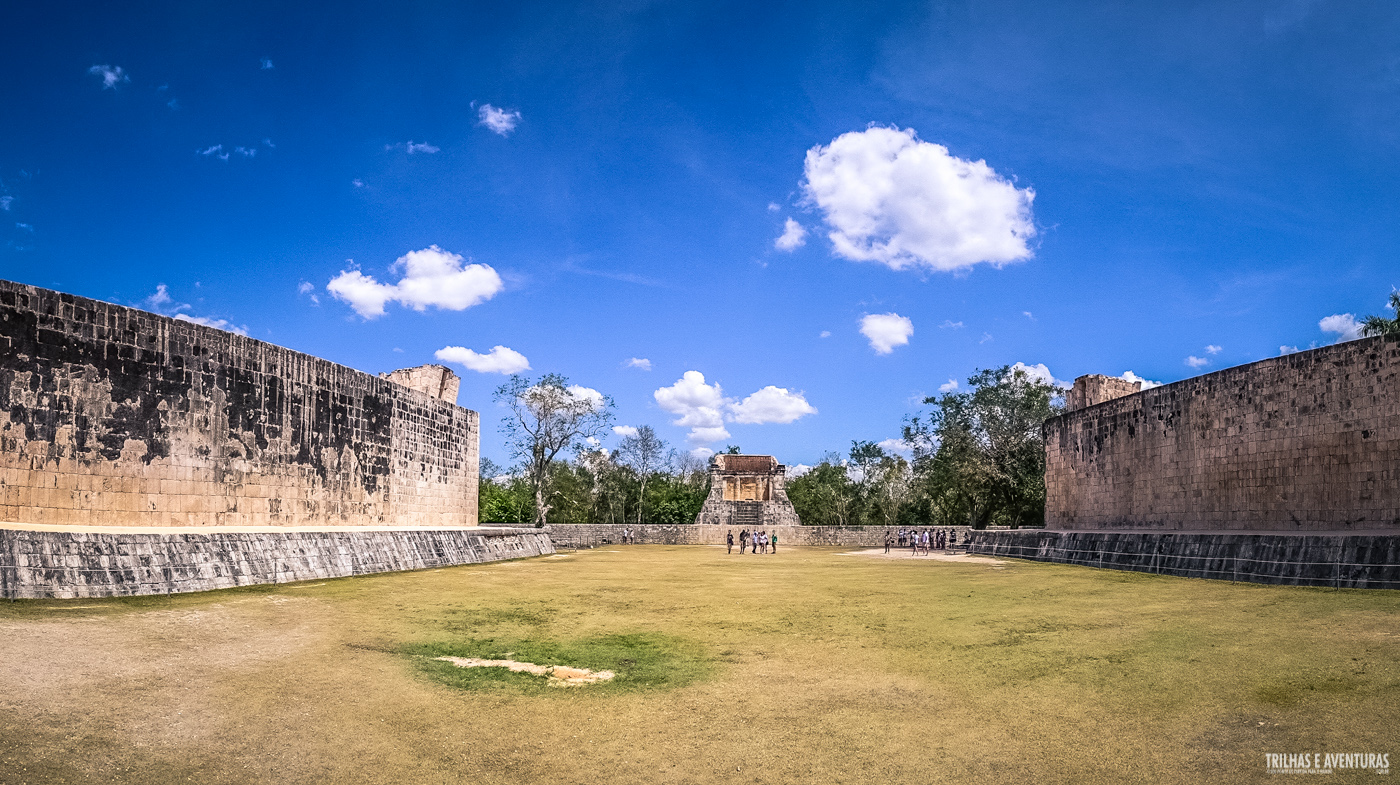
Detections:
967,529,1400,589
0,524,553,599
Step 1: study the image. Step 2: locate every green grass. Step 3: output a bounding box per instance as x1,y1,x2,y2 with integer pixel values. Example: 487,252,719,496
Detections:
1,546,1398,784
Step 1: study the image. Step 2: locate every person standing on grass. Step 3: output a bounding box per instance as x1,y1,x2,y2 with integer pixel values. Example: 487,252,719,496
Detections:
727,530,734,554
884,531,892,554
770,531,777,554
740,528,748,554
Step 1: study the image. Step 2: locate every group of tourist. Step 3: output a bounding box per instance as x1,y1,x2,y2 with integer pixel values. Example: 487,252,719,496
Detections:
728,529,777,554
886,528,962,555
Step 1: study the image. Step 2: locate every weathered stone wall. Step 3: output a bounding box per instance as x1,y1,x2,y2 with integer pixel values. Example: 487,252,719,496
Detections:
1066,374,1141,411
380,364,460,404
967,529,1400,589
0,526,550,599
1046,335,1400,531
543,524,970,548
693,454,802,527
0,280,479,527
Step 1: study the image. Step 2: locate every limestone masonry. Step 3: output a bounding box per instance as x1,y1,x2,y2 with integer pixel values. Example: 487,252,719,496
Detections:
1046,335,1400,532
0,279,479,528
693,454,802,527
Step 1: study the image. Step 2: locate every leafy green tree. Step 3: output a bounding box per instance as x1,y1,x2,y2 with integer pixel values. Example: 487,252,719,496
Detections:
495,374,614,526
1361,290,1400,337
904,364,1062,528
616,425,668,524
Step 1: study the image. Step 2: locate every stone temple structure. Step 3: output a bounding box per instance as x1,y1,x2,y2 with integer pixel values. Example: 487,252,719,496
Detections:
969,334,1400,587
0,279,551,598
694,454,801,528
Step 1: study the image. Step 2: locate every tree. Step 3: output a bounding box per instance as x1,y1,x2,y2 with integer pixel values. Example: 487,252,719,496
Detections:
495,374,614,526
616,425,668,524
903,365,1062,528
1361,290,1400,337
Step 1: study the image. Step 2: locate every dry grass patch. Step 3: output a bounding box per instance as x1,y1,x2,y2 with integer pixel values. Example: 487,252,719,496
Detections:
1,546,1398,784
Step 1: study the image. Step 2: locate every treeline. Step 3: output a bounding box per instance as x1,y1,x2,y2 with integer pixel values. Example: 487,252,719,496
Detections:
482,365,1062,529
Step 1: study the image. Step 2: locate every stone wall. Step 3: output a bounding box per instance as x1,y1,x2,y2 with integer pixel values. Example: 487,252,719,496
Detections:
379,364,460,404
0,280,479,528
693,454,802,527
544,524,971,549
0,526,551,599
967,529,1400,589
1046,334,1400,531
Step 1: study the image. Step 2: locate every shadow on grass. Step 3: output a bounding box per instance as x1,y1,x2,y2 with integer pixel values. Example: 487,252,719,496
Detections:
404,632,713,695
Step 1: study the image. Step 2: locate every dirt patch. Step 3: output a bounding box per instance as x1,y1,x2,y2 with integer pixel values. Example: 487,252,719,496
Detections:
432,656,615,685
839,548,1007,564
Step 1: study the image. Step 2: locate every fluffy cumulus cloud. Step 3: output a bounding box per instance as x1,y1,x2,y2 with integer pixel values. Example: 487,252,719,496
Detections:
566,385,605,411
653,371,817,444
89,65,129,89
1009,361,1071,389
478,104,522,136
802,126,1036,272
1120,371,1163,389
328,245,503,319
774,218,807,251
729,386,817,425
1319,313,1363,342
877,438,912,456
1185,355,1210,369
938,378,959,393
860,312,913,355
624,357,652,370
434,345,530,374
1205,345,1223,355
612,425,639,438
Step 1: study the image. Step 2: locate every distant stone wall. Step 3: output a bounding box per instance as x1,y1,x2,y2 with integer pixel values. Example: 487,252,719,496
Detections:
0,527,550,599
1046,335,1400,531
0,280,478,528
967,529,1400,589
543,524,970,548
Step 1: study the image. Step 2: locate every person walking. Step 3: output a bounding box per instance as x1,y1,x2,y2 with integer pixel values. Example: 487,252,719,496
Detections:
740,528,749,554
727,530,734,554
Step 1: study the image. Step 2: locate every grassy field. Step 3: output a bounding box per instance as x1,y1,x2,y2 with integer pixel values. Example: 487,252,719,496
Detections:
2,545,1398,784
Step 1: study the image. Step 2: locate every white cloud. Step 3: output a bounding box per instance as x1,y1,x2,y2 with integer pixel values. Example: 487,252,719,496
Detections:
89,65,129,89
938,378,959,393
878,438,912,457
819,331,831,338
767,202,781,212
15,223,32,232
1280,345,1300,355
801,126,1036,272
144,284,176,311
774,218,807,251
327,245,504,319
260,58,274,70
234,146,256,157
352,179,365,188
729,386,816,424
1185,355,1210,369
406,141,440,154
613,425,639,437
654,371,729,444
173,313,249,336
435,345,530,375
786,463,813,478
198,145,230,161
1205,344,1222,355
860,312,913,355
691,446,716,460
1120,371,1163,390
980,332,993,343
478,104,522,136
566,385,605,411
297,281,314,294
939,320,964,329
1023,311,1035,321
654,371,817,444
0,196,12,210
1319,313,1363,342
624,357,652,370
1009,361,1071,389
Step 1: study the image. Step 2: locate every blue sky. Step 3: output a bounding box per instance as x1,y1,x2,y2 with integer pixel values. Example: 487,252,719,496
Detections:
3,1,1398,467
